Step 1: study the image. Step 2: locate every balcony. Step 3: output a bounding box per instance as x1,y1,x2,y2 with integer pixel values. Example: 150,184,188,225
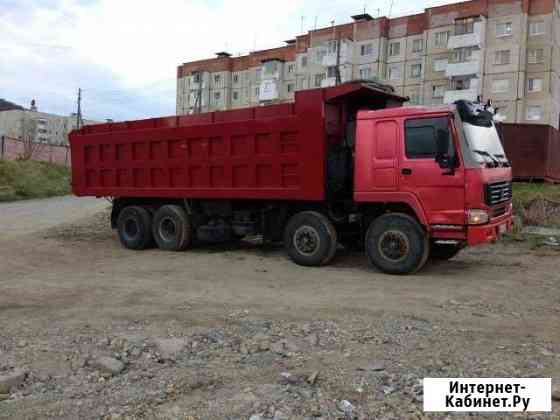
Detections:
259,80,280,101
445,60,481,77
444,88,479,104
320,77,337,88
448,21,484,49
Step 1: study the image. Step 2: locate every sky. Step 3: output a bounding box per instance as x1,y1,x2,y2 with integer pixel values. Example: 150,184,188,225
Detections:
0,0,462,122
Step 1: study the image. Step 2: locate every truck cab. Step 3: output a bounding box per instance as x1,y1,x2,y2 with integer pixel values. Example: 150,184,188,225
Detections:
353,100,512,271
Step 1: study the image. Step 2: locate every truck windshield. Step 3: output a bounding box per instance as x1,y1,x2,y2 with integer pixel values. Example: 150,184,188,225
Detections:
455,100,509,167
463,122,507,165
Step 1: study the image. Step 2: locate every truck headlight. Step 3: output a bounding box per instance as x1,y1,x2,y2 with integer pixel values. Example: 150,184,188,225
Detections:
468,209,489,225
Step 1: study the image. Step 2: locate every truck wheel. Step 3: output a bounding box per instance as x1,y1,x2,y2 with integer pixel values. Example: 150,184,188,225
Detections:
365,213,429,275
430,243,461,260
152,205,193,251
284,211,337,266
117,206,154,250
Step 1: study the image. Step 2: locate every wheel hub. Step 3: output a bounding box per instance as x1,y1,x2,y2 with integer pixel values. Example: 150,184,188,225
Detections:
293,226,321,256
124,218,139,238
378,230,410,262
159,217,177,241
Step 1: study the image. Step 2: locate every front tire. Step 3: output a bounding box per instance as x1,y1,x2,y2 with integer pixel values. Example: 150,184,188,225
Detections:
117,206,154,250
365,213,429,275
284,211,338,266
152,205,193,251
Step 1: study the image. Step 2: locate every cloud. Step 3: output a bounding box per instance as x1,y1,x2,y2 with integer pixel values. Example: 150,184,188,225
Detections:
0,0,465,121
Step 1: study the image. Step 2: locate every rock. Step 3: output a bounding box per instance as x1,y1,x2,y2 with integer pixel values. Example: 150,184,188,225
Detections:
89,356,125,376
0,369,27,394
280,372,300,385
249,415,263,420
307,371,319,385
368,362,385,371
552,386,560,401
273,410,290,420
0,394,9,401
337,400,354,416
153,338,186,361
270,341,285,354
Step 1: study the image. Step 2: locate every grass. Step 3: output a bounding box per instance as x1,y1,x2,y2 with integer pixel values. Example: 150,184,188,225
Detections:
513,182,560,210
0,160,71,202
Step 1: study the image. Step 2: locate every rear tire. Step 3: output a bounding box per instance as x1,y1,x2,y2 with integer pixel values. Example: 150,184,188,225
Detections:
430,243,462,260
117,206,154,250
365,213,429,275
152,205,193,251
284,211,337,266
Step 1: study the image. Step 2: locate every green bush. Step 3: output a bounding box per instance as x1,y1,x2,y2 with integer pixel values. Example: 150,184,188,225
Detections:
0,160,71,202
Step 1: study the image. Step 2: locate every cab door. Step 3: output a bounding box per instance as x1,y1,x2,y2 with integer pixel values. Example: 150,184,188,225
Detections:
398,115,466,226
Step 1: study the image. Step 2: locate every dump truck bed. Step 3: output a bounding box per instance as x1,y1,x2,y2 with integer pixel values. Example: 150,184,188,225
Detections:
70,82,405,201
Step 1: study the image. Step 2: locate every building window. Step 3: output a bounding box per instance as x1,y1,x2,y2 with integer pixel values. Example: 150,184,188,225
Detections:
412,39,423,53
288,64,295,73
214,92,221,101
452,78,471,90
264,61,279,76
192,73,201,83
255,87,260,96
455,17,475,35
214,74,221,84
256,68,262,80
405,117,451,159
528,48,544,64
388,65,401,81
233,74,239,83
316,49,327,64
408,93,421,105
492,79,510,93
526,105,544,120
327,66,338,78
389,42,401,56
287,83,294,93
494,50,511,65
301,56,307,67
433,58,448,72
360,43,373,56
451,47,475,63
410,63,422,78
359,66,372,79
435,31,449,48
232,91,239,101
496,22,512,37
314,73,325,87
528,78,543,92
327,40,338,54
529,21,545,36
432,85,446,98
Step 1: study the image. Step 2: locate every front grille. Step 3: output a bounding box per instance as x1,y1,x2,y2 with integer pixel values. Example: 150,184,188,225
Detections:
485,181,512,206
492,205,507,218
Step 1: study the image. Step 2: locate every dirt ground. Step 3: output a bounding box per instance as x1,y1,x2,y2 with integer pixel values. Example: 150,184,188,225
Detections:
0,197,559,419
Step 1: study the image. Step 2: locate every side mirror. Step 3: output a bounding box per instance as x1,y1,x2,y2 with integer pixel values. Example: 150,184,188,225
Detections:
435,129,451,170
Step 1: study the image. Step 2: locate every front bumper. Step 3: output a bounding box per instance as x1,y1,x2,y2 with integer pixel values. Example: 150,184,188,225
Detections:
467,216,513,246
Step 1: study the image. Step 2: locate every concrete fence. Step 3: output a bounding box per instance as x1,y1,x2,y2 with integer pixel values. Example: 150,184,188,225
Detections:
0,135,71,166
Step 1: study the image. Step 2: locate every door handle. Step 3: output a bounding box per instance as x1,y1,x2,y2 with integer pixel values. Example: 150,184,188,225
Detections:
401,168,412,175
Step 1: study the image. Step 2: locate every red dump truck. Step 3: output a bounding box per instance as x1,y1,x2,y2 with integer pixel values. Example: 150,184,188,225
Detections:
70,81,513,274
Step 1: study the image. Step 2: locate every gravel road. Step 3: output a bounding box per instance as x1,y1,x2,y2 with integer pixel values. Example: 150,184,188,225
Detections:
0,198,558,419
0,195,107,238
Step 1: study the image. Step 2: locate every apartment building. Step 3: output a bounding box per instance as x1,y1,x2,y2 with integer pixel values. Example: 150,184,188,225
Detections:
177,0,560,128
0,101,99,146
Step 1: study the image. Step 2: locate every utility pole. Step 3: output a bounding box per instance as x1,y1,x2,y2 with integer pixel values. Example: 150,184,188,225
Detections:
332,20,342,85
76,88,83,129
